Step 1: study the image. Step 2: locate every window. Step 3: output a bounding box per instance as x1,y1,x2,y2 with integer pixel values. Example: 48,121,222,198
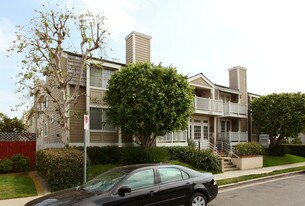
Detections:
45,95,48,108
194,125,201,139
50,114,55,124
90,67,114,89
44,122,48,137
203,126,208,139
221,120,231,132
90,108,115,131
159,167,189,183
123,169,155,190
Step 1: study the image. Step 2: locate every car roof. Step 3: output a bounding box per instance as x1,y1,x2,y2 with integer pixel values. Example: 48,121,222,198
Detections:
109,163,191,174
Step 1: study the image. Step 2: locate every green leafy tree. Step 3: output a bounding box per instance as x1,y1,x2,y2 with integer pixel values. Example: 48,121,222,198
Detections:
251,93,305,146
104,63,194,149
0,113,25,132
8,4,108,142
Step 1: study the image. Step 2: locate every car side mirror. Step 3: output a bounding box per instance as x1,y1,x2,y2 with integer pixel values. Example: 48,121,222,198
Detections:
118,186,131,197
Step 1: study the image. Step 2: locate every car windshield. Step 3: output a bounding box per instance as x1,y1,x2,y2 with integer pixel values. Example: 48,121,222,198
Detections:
79,169,128,193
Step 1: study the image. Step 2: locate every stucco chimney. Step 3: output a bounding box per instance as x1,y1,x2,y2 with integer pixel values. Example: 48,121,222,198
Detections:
125,31,152,64
229,66,247,105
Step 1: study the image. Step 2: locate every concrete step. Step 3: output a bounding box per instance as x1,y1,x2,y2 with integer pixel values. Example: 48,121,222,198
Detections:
224,167,240,172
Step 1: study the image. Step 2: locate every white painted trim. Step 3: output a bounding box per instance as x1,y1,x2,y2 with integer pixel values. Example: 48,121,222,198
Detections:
214,117,217,145
156,142,188,147
132,33,136,63
88,59,122,69
237,68,240,90
90,129,117,133
89,86,108,91
189,83,213,90
69,142,134,147
216,86,242,95
90,105,109,109
125,31,152,40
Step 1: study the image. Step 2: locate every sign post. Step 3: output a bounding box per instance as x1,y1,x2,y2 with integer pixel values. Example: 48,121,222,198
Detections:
83,115,89,183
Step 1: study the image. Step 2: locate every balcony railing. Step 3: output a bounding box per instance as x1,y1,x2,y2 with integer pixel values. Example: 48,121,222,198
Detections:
194,97,223,115
223,102,247,117
219,132,248,143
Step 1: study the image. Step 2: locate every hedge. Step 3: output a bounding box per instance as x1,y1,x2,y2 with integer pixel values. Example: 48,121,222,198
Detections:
75,146,220,171
283,144,305,157
36,148,84,191
167,146,220,171
75,146,169,165
233,142,264,156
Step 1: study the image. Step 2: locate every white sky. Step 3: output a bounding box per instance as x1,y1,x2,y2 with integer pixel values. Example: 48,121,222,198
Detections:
1,0,305,118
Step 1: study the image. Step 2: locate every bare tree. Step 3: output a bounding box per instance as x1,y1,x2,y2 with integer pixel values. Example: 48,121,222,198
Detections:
9,5,108,143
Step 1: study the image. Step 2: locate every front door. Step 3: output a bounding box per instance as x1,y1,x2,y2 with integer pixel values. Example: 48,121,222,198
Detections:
190,119,209,149
220,120,231,141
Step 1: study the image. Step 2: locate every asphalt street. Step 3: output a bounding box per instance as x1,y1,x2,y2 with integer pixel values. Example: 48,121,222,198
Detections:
209,173,305,206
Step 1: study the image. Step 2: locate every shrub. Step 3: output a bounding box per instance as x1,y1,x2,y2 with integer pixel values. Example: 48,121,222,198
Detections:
291,138,302,144
233,142,264,156
75,146,120,165
120,147,169,164
268,144,286,156
11,154,30,172
283,144,305,157
146,147,169,163
36,148,84,191
0,159,13,173
167,146,221,171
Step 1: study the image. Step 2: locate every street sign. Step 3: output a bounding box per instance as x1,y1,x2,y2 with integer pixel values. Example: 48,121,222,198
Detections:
84,115,89,130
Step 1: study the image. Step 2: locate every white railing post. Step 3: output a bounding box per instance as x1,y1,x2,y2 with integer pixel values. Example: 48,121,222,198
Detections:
171,132,174,143
194,96,197,109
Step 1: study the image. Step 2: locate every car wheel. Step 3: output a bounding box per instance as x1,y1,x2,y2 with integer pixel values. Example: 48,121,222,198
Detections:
189,192,207,206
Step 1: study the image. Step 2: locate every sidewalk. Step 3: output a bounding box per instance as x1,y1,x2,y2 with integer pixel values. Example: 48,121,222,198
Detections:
214,162,305,180
2,163,305,206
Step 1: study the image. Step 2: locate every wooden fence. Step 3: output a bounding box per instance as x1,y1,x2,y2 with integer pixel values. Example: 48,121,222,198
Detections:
0,133,36,166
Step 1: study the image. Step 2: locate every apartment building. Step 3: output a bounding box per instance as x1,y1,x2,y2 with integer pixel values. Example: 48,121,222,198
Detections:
157,66,254,152
28,31,258,151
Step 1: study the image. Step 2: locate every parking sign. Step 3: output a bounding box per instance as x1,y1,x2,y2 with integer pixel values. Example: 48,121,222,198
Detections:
84,115,89,130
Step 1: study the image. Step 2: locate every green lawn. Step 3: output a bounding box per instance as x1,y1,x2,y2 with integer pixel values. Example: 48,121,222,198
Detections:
0,173,37,200
263,154,305,167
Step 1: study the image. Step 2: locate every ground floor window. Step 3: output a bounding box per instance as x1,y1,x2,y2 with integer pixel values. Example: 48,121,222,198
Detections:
90,108,116,131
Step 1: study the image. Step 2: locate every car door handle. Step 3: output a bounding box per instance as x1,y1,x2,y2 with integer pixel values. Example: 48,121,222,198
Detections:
186,182,192,186
148,190,158,196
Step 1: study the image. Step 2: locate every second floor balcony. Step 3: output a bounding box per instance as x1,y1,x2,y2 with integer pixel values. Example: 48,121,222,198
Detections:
194,96,248,117
194,97,223,115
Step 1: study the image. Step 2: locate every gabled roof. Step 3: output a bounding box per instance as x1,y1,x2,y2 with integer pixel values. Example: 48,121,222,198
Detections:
188,73,214,89
64,50,126,67
215,84,242,95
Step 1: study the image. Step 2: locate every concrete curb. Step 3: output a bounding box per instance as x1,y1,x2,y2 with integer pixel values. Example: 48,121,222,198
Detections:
218,170,305,190
28,171,50,196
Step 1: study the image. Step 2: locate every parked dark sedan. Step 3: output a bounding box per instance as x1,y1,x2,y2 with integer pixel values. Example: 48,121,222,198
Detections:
25,164,218,206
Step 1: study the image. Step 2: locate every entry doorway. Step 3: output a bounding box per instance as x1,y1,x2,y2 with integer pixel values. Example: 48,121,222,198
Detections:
190,118,209,149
